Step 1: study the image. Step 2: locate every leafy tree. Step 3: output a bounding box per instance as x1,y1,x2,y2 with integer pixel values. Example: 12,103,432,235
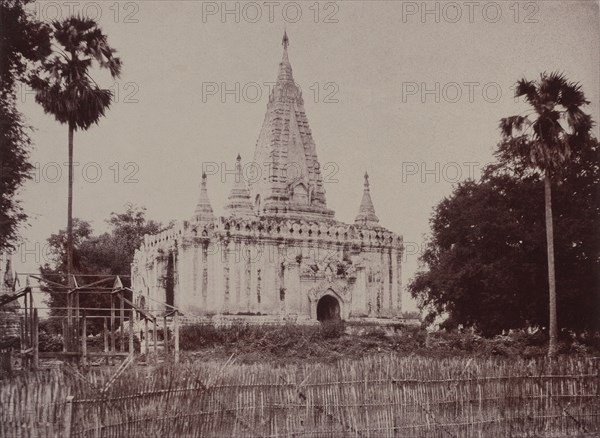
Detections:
0,0,50,250
499,72,594,355
410,139,599,337
30,17,122,282
41,205,161,333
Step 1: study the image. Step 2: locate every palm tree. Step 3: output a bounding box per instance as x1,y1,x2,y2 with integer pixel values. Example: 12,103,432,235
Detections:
30,17,122,284
499,72,593,356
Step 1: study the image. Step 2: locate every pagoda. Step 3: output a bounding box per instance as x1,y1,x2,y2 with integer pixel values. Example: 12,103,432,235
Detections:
132,33,404,323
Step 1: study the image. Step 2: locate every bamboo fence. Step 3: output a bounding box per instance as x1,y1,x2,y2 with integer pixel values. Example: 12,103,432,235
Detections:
1,355,599,437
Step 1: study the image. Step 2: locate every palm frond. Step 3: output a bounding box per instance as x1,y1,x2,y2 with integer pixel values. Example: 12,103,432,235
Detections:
514,79,537,104
539,71,567,104
499,116,529,138
29,16,121,130
502,72,594,172
559,81,589,109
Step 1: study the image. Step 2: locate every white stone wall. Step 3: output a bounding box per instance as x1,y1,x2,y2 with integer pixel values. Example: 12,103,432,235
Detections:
132,217,403,322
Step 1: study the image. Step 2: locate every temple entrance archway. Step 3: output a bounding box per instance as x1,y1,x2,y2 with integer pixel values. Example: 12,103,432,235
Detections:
316,295,341,322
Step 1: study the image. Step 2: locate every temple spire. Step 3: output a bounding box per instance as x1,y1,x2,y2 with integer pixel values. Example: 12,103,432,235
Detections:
225,154,254,218
193,172,214,223
277,30,293,83
282,29,289,50
355,172,380,227
249,32,334,220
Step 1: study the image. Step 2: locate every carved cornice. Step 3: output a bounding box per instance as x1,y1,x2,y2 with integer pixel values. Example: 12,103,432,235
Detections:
308,279,352,303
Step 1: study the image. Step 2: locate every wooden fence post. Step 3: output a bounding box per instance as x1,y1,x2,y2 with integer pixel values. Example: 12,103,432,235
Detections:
74,290,80,353
174,312,180,364
103,317,109,365
119,292,125,352
81,311,87,367
110,295,116,364
66,291,72,353
19,317,24,351
144,317,149,358
32,308,39,370
63,395,74,438
23,290,28,347
163,316,169,354
153,318,158,364
62,318,68,353
29,291,34,352
129,308,134,356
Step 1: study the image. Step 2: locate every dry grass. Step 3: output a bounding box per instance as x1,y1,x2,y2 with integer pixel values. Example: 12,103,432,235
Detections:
176,322,600,365
1,353,599,437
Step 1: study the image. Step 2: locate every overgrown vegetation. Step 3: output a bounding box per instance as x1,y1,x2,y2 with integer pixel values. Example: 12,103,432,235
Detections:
410,138,599,335
177,322,600,365
36,319,140,353
0,0,50,250
40,205,162,333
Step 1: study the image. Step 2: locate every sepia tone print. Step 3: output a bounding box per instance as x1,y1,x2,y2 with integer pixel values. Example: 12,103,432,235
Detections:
1,1,599,436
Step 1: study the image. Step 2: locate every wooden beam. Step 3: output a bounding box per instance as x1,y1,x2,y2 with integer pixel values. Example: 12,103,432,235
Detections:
110,295,116,364
119,291,124,352
63,395,74,438
174,312,180,364
81,310,87,367
39,352,129,358
32,308,39,370
103,317,109,366
23,290,28,348
74,289,80,352
144,317,149,358
62,318,68,353
119,295,155,321
163,316,169,355
129,308,134,355
153,318,158,364
66,289,72,353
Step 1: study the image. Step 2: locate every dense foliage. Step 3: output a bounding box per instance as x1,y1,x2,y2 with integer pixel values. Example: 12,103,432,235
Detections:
41,205,162,333
409,139,600,336
0,0,50,250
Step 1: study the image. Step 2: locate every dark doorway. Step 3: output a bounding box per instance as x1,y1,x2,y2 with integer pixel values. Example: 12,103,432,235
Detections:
317,295,341,322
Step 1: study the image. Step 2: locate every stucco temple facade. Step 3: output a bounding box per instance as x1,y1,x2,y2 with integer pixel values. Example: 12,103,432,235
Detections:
132,33,405,323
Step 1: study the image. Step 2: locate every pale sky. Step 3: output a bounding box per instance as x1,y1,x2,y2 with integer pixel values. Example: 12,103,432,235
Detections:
13,1,600,311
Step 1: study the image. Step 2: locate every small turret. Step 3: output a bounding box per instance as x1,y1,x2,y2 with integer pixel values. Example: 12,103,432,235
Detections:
192,172,215,223
354,172,380,227
225,154,254,218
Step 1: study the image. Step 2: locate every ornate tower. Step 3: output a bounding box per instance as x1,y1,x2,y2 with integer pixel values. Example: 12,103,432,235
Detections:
192,172,214,223
225,154,255,218
355,172,380,228
250,32,334,220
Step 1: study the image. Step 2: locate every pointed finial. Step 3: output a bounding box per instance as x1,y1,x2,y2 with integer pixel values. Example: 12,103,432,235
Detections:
236,153,241,161
355,171,379,227
282,30,289,50
194,170,214,222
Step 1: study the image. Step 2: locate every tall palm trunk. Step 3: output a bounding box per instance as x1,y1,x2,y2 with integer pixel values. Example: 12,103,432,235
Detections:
67,121,74,287
545,170,557,356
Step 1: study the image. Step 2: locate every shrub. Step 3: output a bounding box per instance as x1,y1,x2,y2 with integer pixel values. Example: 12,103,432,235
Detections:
38,331,63,352
319,320,345,339
179,323,224,350
0,337,19,350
